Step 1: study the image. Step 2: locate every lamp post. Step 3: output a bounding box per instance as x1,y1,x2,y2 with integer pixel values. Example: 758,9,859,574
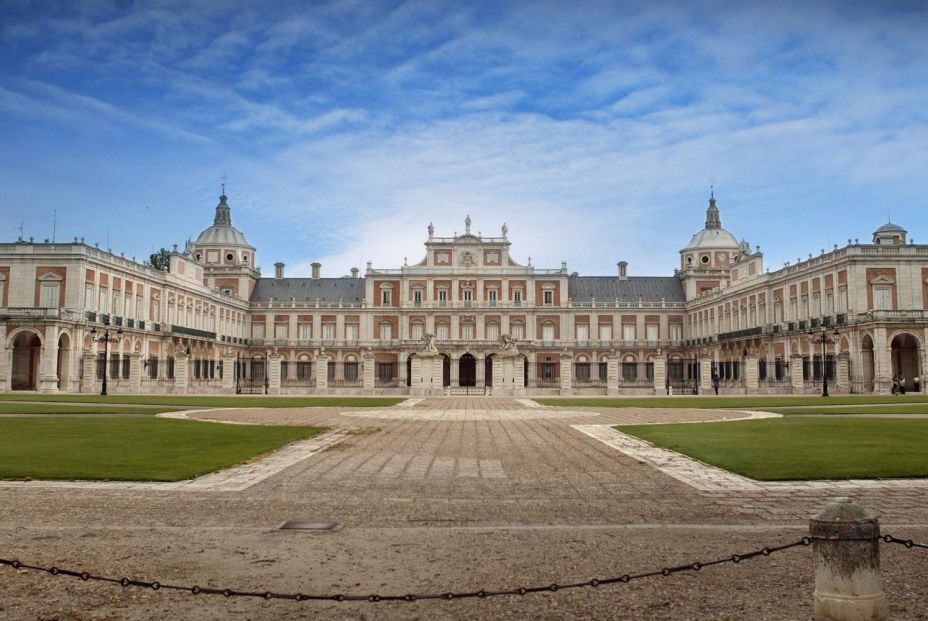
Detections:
235,352,241,394
89,320,123,396
808,326,840,397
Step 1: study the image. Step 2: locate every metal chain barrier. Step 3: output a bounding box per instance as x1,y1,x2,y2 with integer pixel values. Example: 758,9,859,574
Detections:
0,537,811,604
882,534,928,550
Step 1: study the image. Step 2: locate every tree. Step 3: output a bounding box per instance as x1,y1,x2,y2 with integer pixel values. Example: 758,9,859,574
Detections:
149,248,171,271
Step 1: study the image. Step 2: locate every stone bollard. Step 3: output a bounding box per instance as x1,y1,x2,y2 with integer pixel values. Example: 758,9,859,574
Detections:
810,498,887,621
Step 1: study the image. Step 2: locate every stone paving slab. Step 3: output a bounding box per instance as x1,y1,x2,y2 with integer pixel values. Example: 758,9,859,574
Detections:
574,424,928,492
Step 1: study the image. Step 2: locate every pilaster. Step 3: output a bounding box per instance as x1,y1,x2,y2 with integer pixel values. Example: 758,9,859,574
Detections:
652,356,666,394
267,352,281,395
606,354,619,396
174,353,189,394
744,355,759,391
129,352,142,393
82,351,97,393
559,353,572,395
38,324,60,393
315,353,330,391
836,351,850,391
790,353,804,392
699,356,712,394
221,352,235,392
362,352,375,393
0,324,8,392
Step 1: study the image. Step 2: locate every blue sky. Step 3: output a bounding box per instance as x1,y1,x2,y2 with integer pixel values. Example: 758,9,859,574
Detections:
1,0,927,279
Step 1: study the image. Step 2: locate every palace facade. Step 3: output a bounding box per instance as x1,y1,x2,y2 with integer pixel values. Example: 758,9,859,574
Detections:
1,192,925,395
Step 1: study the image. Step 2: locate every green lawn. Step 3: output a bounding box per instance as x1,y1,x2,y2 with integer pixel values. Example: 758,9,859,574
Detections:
0,394,404,408
0,417,326,481
615,418,928,480
0,402,177,415
539,395,928,409
770,404,928,415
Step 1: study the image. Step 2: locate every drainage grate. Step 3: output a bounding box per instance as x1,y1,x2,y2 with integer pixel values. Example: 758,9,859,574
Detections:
278,521,341,531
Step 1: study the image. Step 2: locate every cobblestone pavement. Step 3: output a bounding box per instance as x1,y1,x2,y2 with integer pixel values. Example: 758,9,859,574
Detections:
1,397,927,620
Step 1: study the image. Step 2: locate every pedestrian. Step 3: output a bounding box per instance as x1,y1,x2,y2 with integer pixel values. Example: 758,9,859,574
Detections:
915,376,921,393
900,375,907,395
891,375,898,395
712,373,720,396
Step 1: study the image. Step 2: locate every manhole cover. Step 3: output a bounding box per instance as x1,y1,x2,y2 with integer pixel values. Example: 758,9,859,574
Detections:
278,521,341,531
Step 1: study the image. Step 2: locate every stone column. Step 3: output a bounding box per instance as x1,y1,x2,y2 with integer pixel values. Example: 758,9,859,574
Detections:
315,353,330,392
744,355,759,392
81,350,97,393
790,353,804,392
699,355,712,394
267,352,281,395
810,498,887,621
836,352,850,392
607,354,619,396
652,356,666,395
362,352,375,394
398,353,408,388
873,326,891,394
0,324,8,393
173,353,189,395
221,351,235,393
38,324,60,393
129,352,142,393
559,353,572,395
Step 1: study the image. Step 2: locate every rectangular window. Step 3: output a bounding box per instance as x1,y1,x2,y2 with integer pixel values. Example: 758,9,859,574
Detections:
873,286,892,310
298,323,311,340
774,301,783,323
576,324,589,342
623,324,635,341
670,324,682,341
513,290,522,305
411,323,424,341
381,289,391,305
543,290,553,306
0,280,4,307
789,299,797,321
838,287,847,313
323,323,335,339
346,324,358,340
646,324,659,341
99,287,108,313
461,323,473,340
488,289,497,306
542,324,555,342
438,289,448,305
125,293,133,319
825,291,834,315
599,324,612,341
40,283,59,308
84,284,94,310
413,289,423,304
381,323,393,340
801,297,809,319
463,289,472,301
252,323,265,339
274,323,288,340
436,324,449,340
511,323,524,340
136,295,144,320
487,323,499,341
813,294,821,317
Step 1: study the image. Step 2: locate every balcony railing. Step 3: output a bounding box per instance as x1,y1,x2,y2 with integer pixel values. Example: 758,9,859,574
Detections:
1,307,76,320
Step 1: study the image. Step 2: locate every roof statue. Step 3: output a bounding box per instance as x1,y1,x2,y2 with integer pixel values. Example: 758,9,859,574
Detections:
465,215,471,235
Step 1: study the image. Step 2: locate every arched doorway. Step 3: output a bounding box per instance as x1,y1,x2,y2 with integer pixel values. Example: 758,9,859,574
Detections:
485,354,494,387
11,331,41,390
861,335,875,393
57,332,71,390
891,333,920,386
441,354,450,387
459,353,476,387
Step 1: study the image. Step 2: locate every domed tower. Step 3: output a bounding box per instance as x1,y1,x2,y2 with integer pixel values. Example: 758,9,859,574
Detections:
678,192,751,300
191,192,258,299
872,221,907,246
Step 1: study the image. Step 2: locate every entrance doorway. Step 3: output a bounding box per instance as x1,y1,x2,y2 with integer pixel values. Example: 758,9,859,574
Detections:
459,353,476,387
891,333,920,388
11,331,41,390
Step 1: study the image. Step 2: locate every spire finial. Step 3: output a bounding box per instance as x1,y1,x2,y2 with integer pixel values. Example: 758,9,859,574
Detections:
220,174,227,197
709,177,714,199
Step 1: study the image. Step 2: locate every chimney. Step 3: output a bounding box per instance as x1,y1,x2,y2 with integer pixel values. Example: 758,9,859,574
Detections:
350,267,359,278
311,262,321,279
274,262,285,279
618,261,628,281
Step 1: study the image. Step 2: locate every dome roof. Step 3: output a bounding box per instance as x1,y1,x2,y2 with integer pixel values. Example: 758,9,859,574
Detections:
684,227,740,250
193,194,254,249
873,222,906,235
683,193,740,250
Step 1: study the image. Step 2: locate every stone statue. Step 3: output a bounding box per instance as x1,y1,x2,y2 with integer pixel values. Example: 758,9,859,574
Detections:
502,223,508,237
421,332,439,353
499,333,519,355
428,222,434,237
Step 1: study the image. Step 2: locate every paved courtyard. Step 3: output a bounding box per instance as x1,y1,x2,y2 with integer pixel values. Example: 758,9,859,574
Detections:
1,398,927,619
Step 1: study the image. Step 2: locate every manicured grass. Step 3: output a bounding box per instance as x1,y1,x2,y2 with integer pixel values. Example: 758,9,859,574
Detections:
615,418,928,480
770,404,928,415
0,417,326,481
0,394,404,408
0,402,176,415
538,395,928,409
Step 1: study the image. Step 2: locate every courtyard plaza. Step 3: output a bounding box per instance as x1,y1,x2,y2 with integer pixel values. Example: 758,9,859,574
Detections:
1,397,927,619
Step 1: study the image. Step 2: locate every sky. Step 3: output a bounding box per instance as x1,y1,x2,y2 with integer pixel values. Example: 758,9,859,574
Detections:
1,0,927,280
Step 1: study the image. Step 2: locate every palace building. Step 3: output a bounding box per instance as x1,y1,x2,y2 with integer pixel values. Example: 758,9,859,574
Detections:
1,192,925,396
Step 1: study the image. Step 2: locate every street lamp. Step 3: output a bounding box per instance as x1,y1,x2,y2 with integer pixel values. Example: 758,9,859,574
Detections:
89,320,123,396
808,326,840,397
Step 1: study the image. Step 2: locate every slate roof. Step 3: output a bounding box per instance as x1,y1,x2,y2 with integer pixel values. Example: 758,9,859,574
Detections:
250,278,366,304
568,275,685,303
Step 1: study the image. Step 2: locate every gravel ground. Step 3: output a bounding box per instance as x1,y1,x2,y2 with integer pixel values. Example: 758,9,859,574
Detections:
1,398,926,620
